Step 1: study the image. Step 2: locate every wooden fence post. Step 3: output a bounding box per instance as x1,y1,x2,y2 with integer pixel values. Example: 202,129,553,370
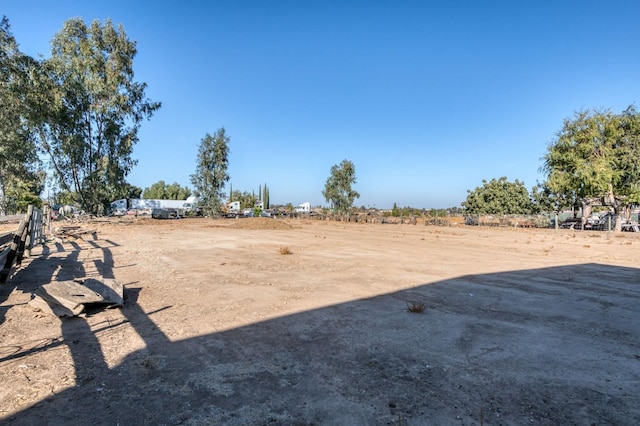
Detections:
25,205,34,257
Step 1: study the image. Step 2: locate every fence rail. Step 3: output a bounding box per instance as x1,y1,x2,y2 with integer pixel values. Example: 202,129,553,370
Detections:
0,204,49,283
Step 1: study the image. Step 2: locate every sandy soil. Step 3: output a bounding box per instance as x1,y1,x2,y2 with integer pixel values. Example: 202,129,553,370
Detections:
0,217,639,425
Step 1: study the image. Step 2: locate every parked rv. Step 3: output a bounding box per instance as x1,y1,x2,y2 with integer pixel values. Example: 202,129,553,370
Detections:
225,201,242,218
110,196,199,218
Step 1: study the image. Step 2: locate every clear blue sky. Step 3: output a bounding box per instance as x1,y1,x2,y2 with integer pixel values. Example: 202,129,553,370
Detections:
4,1,639,208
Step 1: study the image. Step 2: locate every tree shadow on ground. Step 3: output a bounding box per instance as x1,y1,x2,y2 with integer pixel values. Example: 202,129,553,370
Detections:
2,242,640,425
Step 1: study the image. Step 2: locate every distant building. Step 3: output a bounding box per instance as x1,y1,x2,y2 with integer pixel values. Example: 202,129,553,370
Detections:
295,202,311,213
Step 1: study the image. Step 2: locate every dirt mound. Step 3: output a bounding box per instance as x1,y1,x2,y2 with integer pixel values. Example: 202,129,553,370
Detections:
230,218,293,230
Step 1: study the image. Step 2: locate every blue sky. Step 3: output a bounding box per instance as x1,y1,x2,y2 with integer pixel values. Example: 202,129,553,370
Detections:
3,1,639,208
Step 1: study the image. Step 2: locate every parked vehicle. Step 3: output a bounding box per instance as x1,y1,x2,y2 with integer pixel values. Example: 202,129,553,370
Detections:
110,197,199,218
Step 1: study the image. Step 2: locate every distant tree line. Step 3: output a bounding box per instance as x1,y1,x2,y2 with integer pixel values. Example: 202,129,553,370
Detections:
142,181,191,200
462,107,640,231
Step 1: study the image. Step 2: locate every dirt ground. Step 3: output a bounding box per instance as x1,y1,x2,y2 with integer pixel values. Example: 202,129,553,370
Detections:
0,217,639,425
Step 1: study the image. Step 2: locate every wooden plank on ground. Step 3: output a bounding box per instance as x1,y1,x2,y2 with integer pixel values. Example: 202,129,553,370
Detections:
30,278,124,317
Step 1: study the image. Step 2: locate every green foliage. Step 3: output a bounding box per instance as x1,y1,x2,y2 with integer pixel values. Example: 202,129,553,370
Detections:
530,181,567,213
384,204,424,217
121,183,143,199
322,159,360,214
543,109,620,204
143,180,191,200
30,18,160,215
615,107,640,206
53,190,77,206
190,128,230,216
462,177,533,215
5,178,43,212
541,107,640,229
230,190,257,209
262,183,270,209
253,206,262,217
0,16,43,214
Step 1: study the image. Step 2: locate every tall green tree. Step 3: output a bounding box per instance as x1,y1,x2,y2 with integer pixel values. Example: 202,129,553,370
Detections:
462,177,533,215
391,202,400,217
30,18,160,215
0,16,42,214
542,107,640,230
190,128,230,216
322,159,360,215
262,182,270,209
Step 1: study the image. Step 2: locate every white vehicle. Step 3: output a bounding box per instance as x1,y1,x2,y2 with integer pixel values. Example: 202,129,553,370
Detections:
110,196,199,217
225,201,242,218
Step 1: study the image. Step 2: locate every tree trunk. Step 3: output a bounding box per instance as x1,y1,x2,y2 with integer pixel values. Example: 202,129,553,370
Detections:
582,203,592,230
605,185,622,232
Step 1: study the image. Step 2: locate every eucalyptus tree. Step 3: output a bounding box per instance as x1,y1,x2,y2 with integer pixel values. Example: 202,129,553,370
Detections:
322,159,360,216
31,18,160,215
0,16,42,213
190,128,230,216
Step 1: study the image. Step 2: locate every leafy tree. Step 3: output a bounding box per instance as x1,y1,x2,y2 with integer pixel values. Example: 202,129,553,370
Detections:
5,177,44,212
30,18,160,215
142,180,191,199
615,107,640,220
0,16,42,214
229,190,256,209
322,159,360,215
190,128,230,216
165,182,191,200
120,183,143,199
462,177,533,215
542,107,640,230
530,181,570,214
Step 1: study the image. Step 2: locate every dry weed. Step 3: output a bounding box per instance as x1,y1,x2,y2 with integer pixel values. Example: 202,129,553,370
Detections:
407,301,426,313
279,246,292,255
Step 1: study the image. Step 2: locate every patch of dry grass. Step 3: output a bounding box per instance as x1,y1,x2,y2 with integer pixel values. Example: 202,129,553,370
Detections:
279,246,292,255
407,301,426,313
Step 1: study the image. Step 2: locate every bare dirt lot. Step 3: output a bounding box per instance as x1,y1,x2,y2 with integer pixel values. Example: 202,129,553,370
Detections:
1,217,639,425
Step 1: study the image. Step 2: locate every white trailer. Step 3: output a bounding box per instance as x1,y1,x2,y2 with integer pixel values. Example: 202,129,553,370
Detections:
295,202,311,213
110,196,198,217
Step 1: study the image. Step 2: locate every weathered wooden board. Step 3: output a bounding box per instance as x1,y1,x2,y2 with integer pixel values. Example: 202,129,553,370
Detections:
30,278,124,317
